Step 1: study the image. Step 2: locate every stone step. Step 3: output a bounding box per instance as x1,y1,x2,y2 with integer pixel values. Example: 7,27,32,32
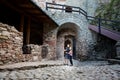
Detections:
107,59,120,64
0,61,64,71
115,58,120,60
115,56,120,60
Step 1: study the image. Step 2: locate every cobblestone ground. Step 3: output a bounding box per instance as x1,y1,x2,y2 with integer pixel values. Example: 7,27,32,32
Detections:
0,61,119,80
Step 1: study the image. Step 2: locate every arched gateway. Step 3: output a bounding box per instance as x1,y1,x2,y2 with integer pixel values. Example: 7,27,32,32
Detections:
56,22,79,60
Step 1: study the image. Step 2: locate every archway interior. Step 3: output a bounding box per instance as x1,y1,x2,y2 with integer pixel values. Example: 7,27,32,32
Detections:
64,35,76,59
64,38,71,49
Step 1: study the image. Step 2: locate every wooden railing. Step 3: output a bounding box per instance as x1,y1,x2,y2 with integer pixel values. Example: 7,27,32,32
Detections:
88,16,120,34
46,2,87,16
46,2,120,34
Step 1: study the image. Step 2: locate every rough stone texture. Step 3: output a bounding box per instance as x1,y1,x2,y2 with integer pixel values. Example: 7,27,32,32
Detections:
56,23,77,60
40,0,99,60
89,35,116,60
32,0,116,60
33,0,98,18
0,0,116,65
0,61,119,80
28,44,42,61
0,23,40,65
43,23,57,60
97,0,111,4
0,22,59,65
66,0,87,11
43,10,97,60
86,0,98,17
32,0,66,9
115,40,120,57
0,23,26,65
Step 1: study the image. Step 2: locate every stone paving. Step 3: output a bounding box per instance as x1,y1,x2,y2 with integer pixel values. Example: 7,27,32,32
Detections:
0,60,120,80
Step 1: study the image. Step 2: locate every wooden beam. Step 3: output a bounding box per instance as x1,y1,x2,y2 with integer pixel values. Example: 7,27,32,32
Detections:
19,15,24,32
0,0,58,26
19,4,35,8
26,10,42,14
26,17,31,44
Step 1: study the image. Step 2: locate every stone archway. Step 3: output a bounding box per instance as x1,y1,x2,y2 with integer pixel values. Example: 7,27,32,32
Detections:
56,22,78,60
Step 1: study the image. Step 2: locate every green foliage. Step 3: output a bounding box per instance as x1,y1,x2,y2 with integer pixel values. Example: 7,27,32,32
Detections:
92,0,120,31
96,0,120,20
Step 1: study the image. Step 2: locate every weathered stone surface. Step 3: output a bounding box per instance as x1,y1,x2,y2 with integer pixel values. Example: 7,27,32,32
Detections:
0,61,119,80
37,0,98,60
0,23,35,65
115,40,120,57
32,0,66,9
43,10,96,60
0,22,57,65
0,23,23,65
0,0,116,65
32,0,115,60
29,44,42,55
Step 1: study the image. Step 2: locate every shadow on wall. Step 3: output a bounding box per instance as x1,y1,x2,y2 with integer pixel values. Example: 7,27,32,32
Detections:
41,46,48,58
88,35,117,60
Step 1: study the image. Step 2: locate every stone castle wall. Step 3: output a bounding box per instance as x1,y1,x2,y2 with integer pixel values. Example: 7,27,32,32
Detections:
0,22,58,65
40,0,114,60
0,0,114,65
0,23,29,65
43,10,97,60
42,23,57,60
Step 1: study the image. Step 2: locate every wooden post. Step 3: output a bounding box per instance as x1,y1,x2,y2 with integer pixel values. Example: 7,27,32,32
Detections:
97,18,101,42
98,18,101,34
19,15,24,32
26,17,31,44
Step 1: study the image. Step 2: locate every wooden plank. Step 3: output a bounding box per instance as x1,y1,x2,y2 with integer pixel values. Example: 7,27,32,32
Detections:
19,4,36,8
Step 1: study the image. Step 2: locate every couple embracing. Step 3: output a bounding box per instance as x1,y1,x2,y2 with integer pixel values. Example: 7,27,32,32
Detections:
64,44,73,66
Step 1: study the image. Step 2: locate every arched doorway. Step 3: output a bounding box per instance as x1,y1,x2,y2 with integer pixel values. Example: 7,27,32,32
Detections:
64,35,76,59
64,39,71,49
56,22,78,60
